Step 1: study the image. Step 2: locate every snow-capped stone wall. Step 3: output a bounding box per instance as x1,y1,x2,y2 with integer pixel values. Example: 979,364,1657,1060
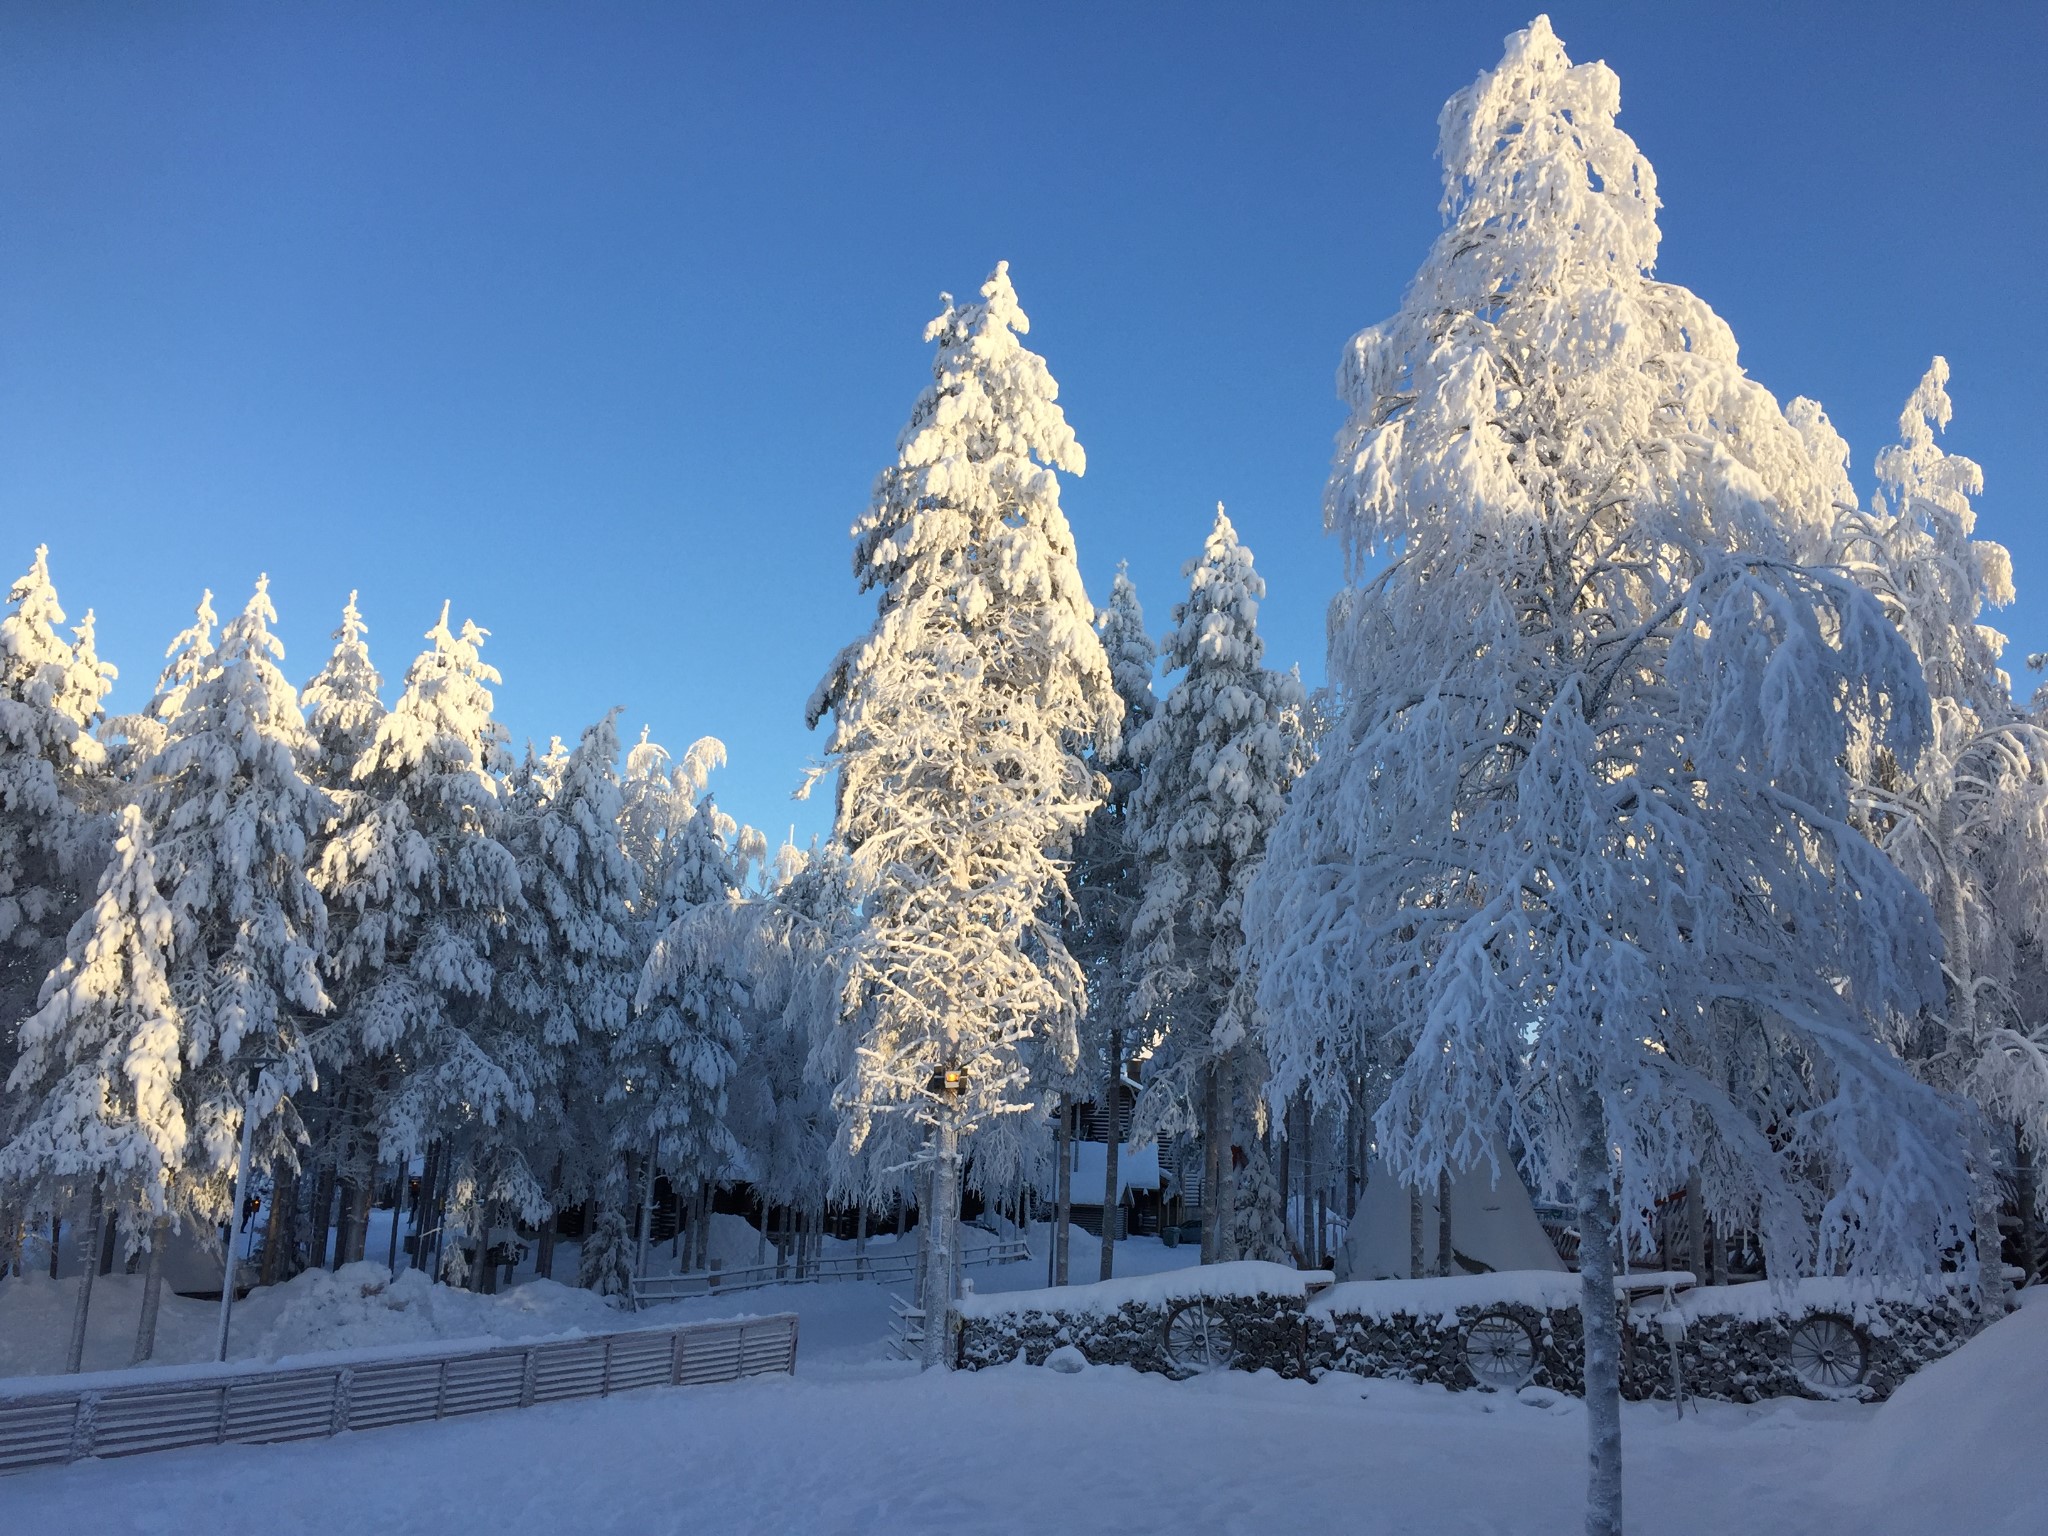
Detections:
956,1263,1981,1403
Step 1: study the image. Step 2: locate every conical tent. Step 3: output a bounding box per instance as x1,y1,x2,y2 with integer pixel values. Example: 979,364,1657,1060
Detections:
1335,1141,1566,1280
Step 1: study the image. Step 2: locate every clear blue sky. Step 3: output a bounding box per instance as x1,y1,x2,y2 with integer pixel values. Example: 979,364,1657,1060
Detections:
4,3,2043,846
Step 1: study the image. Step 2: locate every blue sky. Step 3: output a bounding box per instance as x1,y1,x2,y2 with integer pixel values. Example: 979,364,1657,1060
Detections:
4,3,2043,846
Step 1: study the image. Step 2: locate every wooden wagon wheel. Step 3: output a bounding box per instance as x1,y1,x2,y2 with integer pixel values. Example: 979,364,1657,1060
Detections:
1463,1308,1540,1391
1161,1298,1236,1374
1783,1314,1868,1392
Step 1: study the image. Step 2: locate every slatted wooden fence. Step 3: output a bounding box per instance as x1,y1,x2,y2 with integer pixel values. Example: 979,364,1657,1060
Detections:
0,1311,798,1476
629,1237,1031,1305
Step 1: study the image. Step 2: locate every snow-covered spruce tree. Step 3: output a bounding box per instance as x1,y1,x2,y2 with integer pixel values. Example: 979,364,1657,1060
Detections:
1,547,115,1056
143,577,329,1259
102,589,217,782
313,604,529,1274
0,806,184,1365
1126,507,1301,1264
615,790,747,1268
807,262,1120,1365
500,714,639,1279
733,841,854,1272
1063,565,1155,1281
1243,21,1971,1536
1832,361,2048,1305
293,591,389,1269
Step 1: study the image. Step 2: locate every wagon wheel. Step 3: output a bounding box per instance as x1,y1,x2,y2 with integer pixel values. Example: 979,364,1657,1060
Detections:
1784,1314,1868,1392
1463,1308,1540,1391
1161,1298,1236,1374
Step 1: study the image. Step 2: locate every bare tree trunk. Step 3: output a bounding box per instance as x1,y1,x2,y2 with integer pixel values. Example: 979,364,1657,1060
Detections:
48,1212,60,1279
1053,1094,1072,1285
634,1139,659,1279
1408,1187,1425,1278
1437,1167,1454,1277
306,1163,336,1273
1277,1100,1295,1262
1100,1029,1123,1283
920,1102,962,1369
1213,1056,1239,1262
1685,1169,1705,1280
2017,1124,2038,1286
1200,1067,1224,1264
261,1167,295,1285
66,1184,105,1373
132,1218,168,1364
1574,1083,1624,1536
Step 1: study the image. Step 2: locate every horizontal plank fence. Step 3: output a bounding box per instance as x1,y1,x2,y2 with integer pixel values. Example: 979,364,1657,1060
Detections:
630,1237,1032,1306
0,1311,797,1477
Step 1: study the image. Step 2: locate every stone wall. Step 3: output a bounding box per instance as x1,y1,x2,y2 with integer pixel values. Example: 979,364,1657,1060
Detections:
956,1263,1979,1403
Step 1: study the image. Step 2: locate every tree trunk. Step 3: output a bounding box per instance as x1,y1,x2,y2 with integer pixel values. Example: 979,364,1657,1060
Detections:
1200,1067,1224,1264
920,1103,962,1370
1437,1167,1454,1277
1100,1029,1123,1283
1685,1169,1705,1280
1213,1057,1239,1262
67,1185,105,1373
634,1139,659,1279
1053,1094,1072,1286
306,1163,336,1274
1277,1101,1295,1262
1408,1187,1425,1279
1969,1123,2011,1312
132,1218,168,1365
2016,1124,2038,1286
1574,1085,1624,1536
261,1167,295,1285
48,1213,60,1279
536,1215,557,1281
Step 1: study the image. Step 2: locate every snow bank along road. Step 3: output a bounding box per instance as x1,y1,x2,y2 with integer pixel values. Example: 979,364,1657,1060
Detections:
5,1284,2043,1535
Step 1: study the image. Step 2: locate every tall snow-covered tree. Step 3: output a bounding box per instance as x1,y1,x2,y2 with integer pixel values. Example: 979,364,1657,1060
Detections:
314,604,528,1268
1243,21,1971,1536
143,576,329,1242
806,262,1121,1364
1066,565,1156,1281
1126,507,1302,1263
1833,360,2048,1305
616,791,747,1244
1,547,115,1043
500,715,638,1277
292,591,390,1269
1,805,184,1363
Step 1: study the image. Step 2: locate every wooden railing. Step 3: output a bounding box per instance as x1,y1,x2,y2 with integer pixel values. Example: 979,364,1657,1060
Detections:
0,1311,798,1477
629,1237,1032,1307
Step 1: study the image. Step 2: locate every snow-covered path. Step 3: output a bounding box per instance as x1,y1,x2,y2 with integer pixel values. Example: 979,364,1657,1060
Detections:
10,1295,2046,1535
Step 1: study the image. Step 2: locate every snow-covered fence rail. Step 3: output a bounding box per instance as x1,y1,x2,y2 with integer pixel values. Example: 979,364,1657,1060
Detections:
630,1237,1031,1306
0,1312,798,1476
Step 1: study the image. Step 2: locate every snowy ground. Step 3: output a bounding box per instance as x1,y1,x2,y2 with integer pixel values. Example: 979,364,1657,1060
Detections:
4,1228,2042,1534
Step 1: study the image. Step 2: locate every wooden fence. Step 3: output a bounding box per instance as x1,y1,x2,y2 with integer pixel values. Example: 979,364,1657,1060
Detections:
629,1237,1032,1306
0,1311,798,1477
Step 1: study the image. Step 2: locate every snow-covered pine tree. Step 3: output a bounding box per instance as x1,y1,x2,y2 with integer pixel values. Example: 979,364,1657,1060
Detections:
1832,361,2048,1306
1244,21,1972,1536
103,589,217,782
806,262,1121,1364
301,592,387,803
501,712,639,1276
1126,507,1302,1264
313,604,529,1275
1065,565,1156,1280
616,790,747,1266
0,806,184,1364
1,547,115,1052
142,576,329,1271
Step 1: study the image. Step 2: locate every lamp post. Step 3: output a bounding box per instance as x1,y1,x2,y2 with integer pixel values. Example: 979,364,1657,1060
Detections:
216,1060,276,1362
